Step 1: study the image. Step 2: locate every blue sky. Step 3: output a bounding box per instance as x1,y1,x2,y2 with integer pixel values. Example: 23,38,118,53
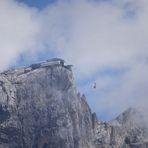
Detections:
1,0,148,120
17,0,57,9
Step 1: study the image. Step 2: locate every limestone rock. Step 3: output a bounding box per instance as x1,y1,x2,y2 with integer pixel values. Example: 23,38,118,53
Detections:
94,108,148,148
0,60,95,148
0,59,148,148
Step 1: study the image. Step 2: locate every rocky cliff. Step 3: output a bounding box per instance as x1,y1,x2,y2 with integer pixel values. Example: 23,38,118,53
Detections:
0,59,148,148
94,108,148,148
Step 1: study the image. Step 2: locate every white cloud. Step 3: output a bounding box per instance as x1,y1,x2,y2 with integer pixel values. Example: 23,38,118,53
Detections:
89,60,148,119
40,0,148,76
1,0,148,119
0,0,41,71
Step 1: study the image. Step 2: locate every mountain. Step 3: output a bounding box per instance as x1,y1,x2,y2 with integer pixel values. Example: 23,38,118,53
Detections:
94,108,148,148
0,58,147,148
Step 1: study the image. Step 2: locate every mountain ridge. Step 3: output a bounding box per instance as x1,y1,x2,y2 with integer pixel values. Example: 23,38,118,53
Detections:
0,59,147,148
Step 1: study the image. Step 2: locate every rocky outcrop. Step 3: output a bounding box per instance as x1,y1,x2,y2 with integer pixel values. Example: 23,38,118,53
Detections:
0,60,95,148
94,108,148,148
0,59,148,148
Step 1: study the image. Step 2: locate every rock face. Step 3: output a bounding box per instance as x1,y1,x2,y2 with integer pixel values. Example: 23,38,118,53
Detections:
94,108,148,148
0,59,148,148
0,60,95,148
